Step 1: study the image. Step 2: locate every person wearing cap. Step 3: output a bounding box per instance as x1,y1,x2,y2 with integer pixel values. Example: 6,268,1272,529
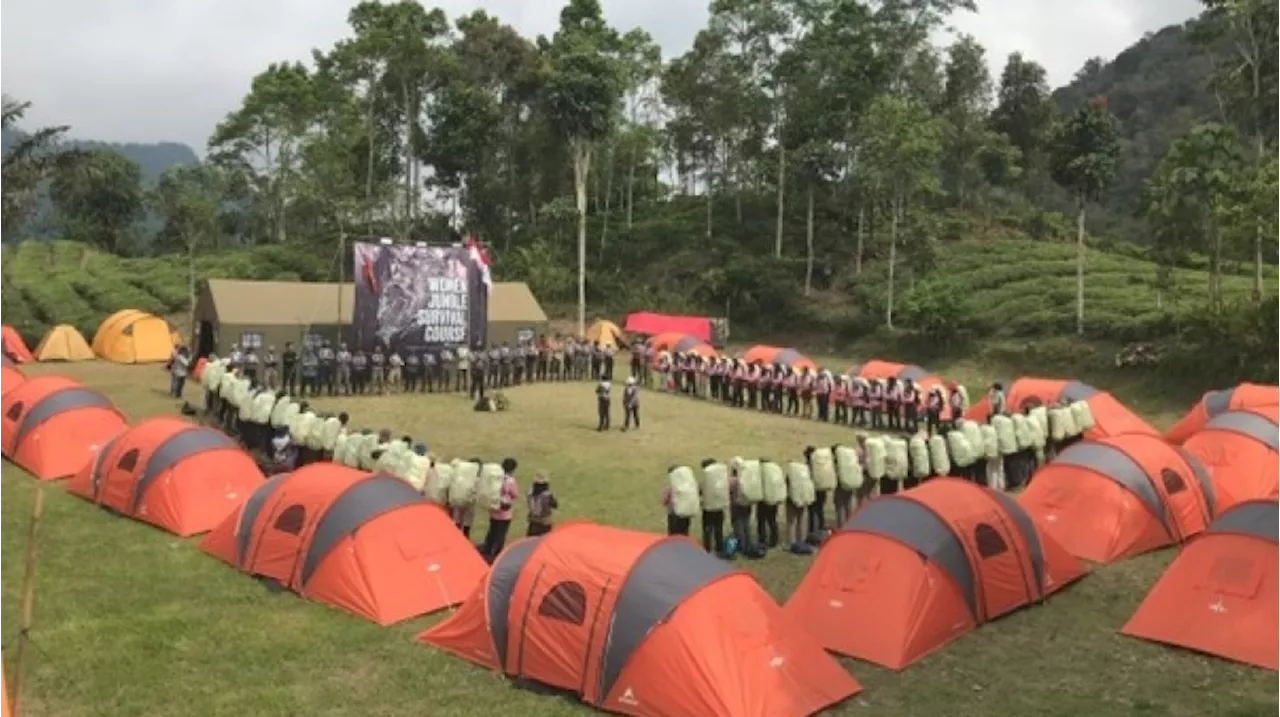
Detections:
595,375,612,431
526,472,558,537
622,376,640,431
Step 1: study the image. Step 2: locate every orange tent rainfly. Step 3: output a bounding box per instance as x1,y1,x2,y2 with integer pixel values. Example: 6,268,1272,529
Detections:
1,325,33,363
742,345,818,372
648,332,718,359
964,376,1156,439
1121,499,1278,671
1,363,25,398
420,522,859,717
200,463,486,626
848,360,951,414
1,375,127,481
66,417,264,537
1166,383,1279,445
92,309,175,364
1018,433,1216,564
784,479,1086,670
1181,405,1279,511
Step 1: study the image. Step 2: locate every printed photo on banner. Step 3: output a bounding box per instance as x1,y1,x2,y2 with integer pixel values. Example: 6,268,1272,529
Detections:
351,241,489,355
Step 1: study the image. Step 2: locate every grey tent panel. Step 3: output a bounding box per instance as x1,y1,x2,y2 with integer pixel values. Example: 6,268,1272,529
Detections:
899,365,931,382
299,475,425,586
235,474,290,567
86,434,122,500
848,362,863,377
1205,411,1280,451
842,497,979,618
776,348,806,367
1207,501,1278,543
131,428,238,511
12,387,116,448
672,335,702,353
1058,380,1099,403
1052,442,1169,531
1174,447,1216,515
1203,389,1234,418
488,537,543,669
986,490,1046,594
1,354,12,367
598,540,733,698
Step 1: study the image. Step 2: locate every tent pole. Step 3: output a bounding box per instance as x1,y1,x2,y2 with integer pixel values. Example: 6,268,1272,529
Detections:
11,482,46,715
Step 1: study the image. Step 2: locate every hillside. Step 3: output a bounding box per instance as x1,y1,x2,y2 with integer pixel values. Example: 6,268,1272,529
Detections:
0,128,200,183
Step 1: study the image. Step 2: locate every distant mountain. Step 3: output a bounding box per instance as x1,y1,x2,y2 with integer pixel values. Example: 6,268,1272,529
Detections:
0,128,199,183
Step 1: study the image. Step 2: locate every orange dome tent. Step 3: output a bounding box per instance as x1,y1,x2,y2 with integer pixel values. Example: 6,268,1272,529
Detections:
200,464,486,626
1,363,25,398
1,375,127,481
848,359,953,415
1181,405,1279,512
784,479,1086,670
66,417,264,536
1018,433,1216,564
964,376,1156,439
1121,499,1277,671
91,309,175,364
420,522,860,717
648,332,718,358
1,325,33,364
742,345,818,372
1166,383,1279,445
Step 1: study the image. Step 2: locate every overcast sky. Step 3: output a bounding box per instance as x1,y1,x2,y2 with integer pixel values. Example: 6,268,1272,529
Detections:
1,0,1201,150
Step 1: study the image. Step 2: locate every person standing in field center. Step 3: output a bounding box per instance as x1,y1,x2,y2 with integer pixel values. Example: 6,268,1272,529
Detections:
335,342,352,395
622,376,640,431
596,375,612,431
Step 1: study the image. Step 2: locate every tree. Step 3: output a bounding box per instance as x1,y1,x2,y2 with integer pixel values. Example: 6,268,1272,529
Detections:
48,149,145,254
989,53,1054,174
861,94,943,329
939,34,992,206
152,165,226,327
1049,98,1120,336
542,0,623,335
1,98,84,237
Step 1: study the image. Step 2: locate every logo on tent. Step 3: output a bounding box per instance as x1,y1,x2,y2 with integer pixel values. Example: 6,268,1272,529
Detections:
1208,597,1227,614
618,688,639,706
828,599,844,608
769,656,786,669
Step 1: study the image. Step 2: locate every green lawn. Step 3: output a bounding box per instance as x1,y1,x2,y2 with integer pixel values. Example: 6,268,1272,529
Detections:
2,360,1275,717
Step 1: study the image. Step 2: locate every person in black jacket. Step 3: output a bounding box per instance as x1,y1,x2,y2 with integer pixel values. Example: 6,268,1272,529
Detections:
281,342,298,395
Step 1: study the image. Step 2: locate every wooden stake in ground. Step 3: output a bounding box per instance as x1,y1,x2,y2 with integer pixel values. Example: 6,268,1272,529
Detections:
10,482,47,715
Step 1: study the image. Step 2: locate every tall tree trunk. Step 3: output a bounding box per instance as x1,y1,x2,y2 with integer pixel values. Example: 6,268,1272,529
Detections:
855,206,865,276
573,140,592,337
599,146,614,261
401,79,413,239
886,197,899,330
1075,197,1086,336
704,154,714,239
1254,133,1265,300
774,144,786,258
804,184,816,295
626,148,637,229
1210,219,1224,313
364,79,377,234
734,156,743,223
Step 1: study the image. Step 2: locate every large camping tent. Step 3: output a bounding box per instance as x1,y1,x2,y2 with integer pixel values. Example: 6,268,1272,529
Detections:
92,309,175,363
421,522,860,717
193,279,548,357
1121,499,1277,671
1181,405,1279,511
1018,433,1216,564
1,325,33,363
964,377,1156,439
848,360,953,415
1,375,127,480
33,324,95,362
1,363,25,398
743,345,818,372
585,319,626,348
67,417,264,536
784,479,1086,670
624,312,711,342
200,464,486,625
647,332,718,359
1166,383,1280,445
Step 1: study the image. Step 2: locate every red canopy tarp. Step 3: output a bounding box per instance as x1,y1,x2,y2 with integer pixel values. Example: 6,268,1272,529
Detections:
624,312,711,342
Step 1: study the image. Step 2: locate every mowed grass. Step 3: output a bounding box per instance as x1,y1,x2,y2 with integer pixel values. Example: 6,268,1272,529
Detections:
2,360,1276,717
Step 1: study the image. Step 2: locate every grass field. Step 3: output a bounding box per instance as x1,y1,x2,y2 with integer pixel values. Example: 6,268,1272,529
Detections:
2,358,1275,717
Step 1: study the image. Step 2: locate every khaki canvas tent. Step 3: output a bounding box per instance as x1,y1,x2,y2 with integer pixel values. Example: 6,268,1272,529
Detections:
193,279,548,357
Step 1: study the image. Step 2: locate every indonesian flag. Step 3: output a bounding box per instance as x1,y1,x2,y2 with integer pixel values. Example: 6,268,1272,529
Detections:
465,234,492,294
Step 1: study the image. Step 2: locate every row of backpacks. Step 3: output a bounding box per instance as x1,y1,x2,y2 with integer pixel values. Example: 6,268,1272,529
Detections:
328,435,511,513
662,400,1098,517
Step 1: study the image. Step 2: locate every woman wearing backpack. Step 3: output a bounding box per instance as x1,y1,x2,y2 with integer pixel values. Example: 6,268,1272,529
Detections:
662,465,698,537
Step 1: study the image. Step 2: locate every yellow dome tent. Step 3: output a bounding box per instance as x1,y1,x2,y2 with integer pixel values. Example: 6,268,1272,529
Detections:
33,324,95,361
92,309,175,364
584,319,626,348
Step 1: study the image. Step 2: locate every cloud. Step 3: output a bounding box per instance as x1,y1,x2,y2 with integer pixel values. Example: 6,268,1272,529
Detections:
0,0,1200,150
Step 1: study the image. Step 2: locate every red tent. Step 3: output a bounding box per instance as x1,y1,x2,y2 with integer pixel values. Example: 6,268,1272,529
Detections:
647,332,718,359
1,375,127,480
1,363,25,398
742,345,818,372
784,479,1086,670
848,360,954,417
421,522,859,717
1,325,33,364
1166,383,1279,445
66,416,264,536
1122,499,1277,671
624,312,711,342
1181,405,1279,511
200,464,487,625
965,376,1156,439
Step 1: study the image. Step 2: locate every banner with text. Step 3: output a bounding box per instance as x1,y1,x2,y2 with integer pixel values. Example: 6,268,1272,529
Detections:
352,242,488,354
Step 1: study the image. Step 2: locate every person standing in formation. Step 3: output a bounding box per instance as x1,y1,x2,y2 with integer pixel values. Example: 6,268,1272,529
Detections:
335,342,352,394
318,340,336,395
370,345,386,394
262,345,279,390
622,376,640,431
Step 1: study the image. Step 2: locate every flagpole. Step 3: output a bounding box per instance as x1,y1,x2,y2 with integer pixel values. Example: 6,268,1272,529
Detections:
11,481,45,717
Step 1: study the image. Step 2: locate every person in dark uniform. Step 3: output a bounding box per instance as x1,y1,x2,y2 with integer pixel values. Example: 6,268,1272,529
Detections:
262,346,278,390
470,348,488,400
404,350,421,392
281,341,298,395
351,349,369,394
422,350,437,392
622,376,640,431
242,347,260,384
318,340,336,396
595,376,612,431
